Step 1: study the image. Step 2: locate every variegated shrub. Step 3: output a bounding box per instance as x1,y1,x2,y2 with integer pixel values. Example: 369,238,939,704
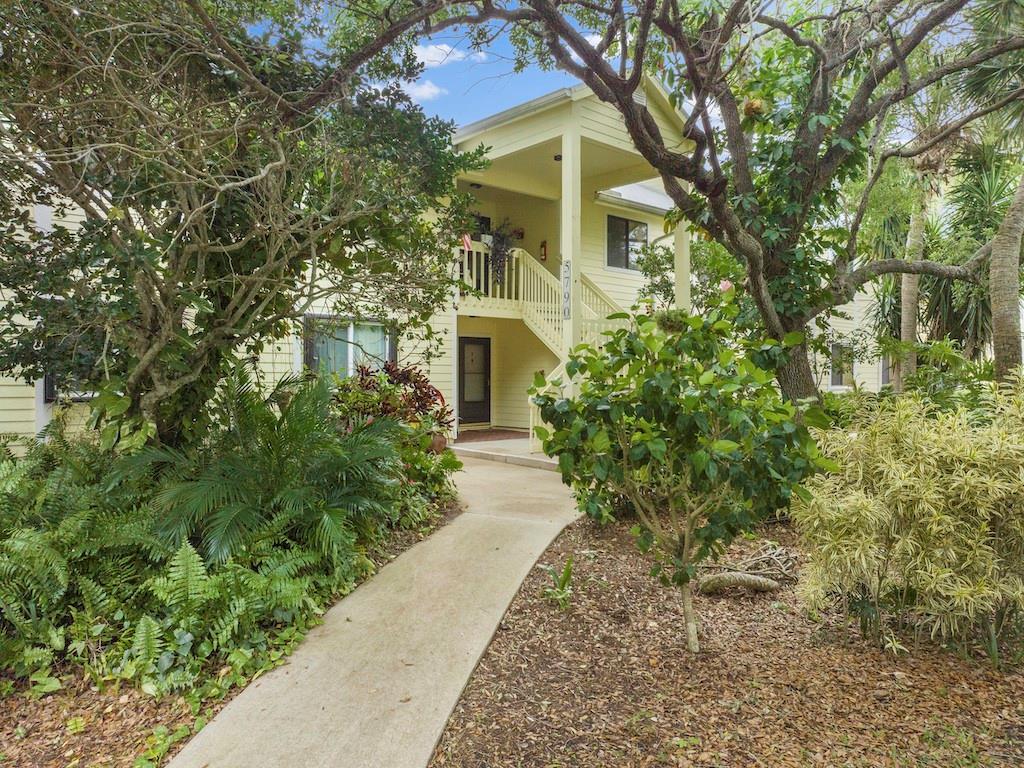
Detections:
795,383,1024,659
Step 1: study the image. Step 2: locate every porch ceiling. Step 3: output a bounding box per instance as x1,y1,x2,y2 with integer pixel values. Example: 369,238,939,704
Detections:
458,135,659,200
581,138,657,191
460,137,562,200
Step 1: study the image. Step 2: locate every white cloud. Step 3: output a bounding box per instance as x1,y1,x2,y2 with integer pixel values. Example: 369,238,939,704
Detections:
413,43,487,68
401,79,448,102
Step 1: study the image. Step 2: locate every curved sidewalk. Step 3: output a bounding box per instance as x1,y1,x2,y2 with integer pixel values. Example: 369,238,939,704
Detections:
169,456,578,768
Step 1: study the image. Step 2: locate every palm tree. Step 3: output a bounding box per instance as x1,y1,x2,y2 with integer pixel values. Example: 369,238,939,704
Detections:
897,188,928,390
964,0,1024,380
895,98,953,390
868,151,1007,363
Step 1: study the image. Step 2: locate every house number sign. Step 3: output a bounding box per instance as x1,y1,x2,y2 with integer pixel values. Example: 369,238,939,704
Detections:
561,259,571,320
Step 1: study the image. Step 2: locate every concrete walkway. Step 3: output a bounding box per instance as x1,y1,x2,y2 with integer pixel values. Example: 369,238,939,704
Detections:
451,436,558,472
169,457,578,768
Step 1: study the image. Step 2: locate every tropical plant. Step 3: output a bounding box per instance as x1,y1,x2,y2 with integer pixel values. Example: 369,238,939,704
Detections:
795,384,1024,662
334,361,453,430
332,361,461,521
135,369,403,565
541,556,575,611
531,296,828,652
894,76,959,389
0,366,450,696
963,0,1024,380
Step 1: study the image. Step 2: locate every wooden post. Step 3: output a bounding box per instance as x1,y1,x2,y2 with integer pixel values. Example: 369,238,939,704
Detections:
560,130,581,353
673,224,691,311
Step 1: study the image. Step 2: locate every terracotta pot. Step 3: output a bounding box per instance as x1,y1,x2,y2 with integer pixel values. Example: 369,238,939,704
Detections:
429,431,448,455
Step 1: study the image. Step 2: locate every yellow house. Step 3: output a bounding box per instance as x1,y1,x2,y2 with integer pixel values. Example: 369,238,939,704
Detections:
399,80,693,436
1,81,693,444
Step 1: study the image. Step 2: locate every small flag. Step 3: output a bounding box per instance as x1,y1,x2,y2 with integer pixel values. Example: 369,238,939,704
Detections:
462,233,473,252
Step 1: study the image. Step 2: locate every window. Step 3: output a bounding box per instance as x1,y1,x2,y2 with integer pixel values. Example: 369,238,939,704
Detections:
304,316,394,376
42,374,94,404
606,215,647,270
881,355,892,387
830,343,855,388
472,214,491,240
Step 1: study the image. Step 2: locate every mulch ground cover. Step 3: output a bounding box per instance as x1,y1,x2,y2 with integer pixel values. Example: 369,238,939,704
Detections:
0,501,462,768
430,518,1024,768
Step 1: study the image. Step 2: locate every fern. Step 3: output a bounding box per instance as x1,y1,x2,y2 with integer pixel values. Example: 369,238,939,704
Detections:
129,615,164,672
149,542,210,609
0,362,455,695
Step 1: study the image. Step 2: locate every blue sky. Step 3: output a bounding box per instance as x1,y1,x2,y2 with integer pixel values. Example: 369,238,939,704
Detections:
404,33,580,127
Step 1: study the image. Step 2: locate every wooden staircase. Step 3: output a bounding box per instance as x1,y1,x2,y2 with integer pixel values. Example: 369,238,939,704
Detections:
454,242,629,451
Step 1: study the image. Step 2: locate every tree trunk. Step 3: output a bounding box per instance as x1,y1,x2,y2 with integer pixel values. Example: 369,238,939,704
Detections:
681,581,700,653
991,172,1024,381
775,342,819,402
895,200,928,392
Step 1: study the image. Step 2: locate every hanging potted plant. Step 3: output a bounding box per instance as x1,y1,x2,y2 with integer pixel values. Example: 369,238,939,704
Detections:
489,219,522,285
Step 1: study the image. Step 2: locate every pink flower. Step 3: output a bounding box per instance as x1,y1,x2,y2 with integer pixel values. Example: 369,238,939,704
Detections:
719,279,734,292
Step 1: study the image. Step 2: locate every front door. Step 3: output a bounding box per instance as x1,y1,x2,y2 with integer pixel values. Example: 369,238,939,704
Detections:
458,337,491,424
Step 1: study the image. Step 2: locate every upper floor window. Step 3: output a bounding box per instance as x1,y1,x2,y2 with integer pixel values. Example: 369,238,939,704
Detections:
830,343,855,388
304,316,394,376
607,215,647,270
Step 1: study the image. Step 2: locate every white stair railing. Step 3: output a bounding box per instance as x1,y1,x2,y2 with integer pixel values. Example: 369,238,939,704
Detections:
518,248,565,357
457,243,522,313
579,274,629,347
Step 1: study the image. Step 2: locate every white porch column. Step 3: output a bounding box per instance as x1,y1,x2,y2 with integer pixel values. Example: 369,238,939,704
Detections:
560,130,582,353
673,224,691,311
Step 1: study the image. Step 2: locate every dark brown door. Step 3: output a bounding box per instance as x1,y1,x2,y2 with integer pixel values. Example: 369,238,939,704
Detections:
459,337,490,424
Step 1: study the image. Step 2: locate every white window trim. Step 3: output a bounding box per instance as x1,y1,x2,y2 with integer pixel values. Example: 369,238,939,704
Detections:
305,315,394,376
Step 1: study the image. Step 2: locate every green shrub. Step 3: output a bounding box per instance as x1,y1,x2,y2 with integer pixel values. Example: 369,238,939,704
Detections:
531,299,827,652
332,361,461,526
794,386,1024,661
0,366,451,696
137,370,402,565
0,427,166,680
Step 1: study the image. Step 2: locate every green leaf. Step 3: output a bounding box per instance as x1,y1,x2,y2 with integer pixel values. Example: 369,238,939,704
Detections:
814,455,841,473
782,331,805,348
99,422,120,451
802,406,832,430
558,452,575,475
647,438,667,461
711,439,739,453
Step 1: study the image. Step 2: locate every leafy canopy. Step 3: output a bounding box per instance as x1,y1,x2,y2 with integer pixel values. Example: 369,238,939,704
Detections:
0,0,483,446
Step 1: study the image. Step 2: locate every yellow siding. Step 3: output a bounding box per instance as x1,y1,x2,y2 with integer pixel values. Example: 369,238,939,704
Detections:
576,88,688,156
456,102,571,160
820,291,885,392
0,203,89,442
456,317,559,429
254,337,298,388
0,376,38,444
463,191,561,278
399,299,458,416
579,197,667,311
